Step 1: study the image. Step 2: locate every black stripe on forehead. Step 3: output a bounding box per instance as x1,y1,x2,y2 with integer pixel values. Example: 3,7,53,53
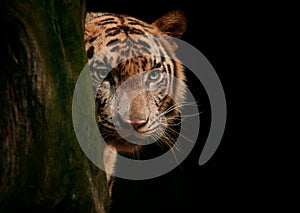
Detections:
97,17,118,25
105,27,121,37
105,26,148,37
96,15,118,26
106,38,121,46
128,28,145,35
99,17,115,22
100,21,118,25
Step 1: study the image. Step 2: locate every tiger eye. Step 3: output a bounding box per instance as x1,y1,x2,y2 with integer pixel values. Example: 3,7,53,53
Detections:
148,70,160,81
99,70,109,79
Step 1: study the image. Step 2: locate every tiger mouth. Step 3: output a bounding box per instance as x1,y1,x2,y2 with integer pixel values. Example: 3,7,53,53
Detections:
116,127,159,144
98,118,164,152
100,126,161,153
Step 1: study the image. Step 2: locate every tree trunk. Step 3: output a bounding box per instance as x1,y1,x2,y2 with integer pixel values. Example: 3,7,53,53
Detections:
0,0,109,212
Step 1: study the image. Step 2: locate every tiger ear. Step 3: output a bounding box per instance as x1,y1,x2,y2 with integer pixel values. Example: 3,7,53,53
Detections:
84,12,104,44
152,10,187,38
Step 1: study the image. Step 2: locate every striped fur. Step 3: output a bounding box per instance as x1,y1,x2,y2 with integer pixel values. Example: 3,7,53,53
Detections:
84,10,187,195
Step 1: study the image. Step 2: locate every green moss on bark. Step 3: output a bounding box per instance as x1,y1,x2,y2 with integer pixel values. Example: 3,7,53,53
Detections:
0,0,109,212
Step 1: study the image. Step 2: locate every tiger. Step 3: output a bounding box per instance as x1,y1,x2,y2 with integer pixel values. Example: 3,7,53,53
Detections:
84,10,187,195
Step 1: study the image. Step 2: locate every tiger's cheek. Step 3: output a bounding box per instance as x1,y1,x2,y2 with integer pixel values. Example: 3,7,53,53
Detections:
148,110,160,127
98,99,114,127
144,95,162,124
150,91,165,111
96,81,114,124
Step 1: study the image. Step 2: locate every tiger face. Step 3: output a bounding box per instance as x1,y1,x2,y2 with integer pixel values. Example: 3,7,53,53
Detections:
85,11,187,154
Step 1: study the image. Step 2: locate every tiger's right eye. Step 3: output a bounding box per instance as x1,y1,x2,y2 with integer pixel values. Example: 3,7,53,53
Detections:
98,70,109,79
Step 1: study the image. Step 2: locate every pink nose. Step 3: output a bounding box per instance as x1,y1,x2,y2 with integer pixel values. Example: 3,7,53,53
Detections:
124,119,147,130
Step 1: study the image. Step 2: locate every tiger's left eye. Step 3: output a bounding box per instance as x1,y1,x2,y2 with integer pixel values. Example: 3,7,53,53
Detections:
148,70,160,81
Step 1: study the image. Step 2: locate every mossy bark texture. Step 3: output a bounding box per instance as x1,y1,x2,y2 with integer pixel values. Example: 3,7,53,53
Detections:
0,1,109,212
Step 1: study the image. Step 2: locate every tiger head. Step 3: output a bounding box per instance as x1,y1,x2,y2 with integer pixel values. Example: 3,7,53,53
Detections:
84,11,187,154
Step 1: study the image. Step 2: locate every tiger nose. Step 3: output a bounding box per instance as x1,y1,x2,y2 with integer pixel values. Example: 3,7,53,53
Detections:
123,119,147,130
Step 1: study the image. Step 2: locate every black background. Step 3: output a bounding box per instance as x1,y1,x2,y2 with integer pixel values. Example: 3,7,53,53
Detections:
87,1,275,212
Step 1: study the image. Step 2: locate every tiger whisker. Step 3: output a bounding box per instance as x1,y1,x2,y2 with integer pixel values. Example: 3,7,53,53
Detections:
161,123,195,144
161,132,181,152
180,111,203,118
151,129,166,148
157,132,182,165
161,101,200,116
165,112,202,127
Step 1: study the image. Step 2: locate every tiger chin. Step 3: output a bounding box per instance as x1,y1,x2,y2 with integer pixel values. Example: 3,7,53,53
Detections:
84,10,187,196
